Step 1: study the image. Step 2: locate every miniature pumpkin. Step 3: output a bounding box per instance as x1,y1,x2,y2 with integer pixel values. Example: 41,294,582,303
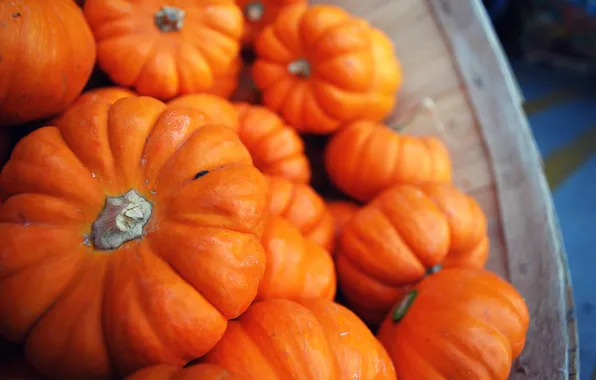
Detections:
252,4,401,134
0,0,96,126
327,201,359,255
83,0,243,100
237,0,306,45
235,103,311,183
336,183,489,324
257,216,336,301
167,94,238,132
204,299,397,379
0,97,268,378
208,57,242,99
377,268,530,380
267,176,334,252
325,120,452,202
127,363,240,380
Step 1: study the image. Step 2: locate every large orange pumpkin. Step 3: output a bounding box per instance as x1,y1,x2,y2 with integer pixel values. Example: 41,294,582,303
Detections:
377,268,530,380
0,97,268,378
83,0,243,100
327,201,359,256
208,57,243,99
336,183,489,324
325,120,452,202
257,216,336,301
0,0,96,126
204,299,397,379
235,103,311,183
252,4,401,134
127,363,240,380
237,0,306,45
267,176,334,252
167,94,238,132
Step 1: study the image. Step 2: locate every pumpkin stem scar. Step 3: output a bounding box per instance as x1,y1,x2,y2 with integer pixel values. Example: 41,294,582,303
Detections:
288,59,311,78
391,289,418,323
155,6,185,33
245,2,265,22
91,190,152,251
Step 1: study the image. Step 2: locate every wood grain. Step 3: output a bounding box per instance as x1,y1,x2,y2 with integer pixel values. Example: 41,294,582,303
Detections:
310,0,579,378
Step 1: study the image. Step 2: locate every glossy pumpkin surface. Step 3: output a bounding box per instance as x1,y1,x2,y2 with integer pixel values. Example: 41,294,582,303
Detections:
0,0,96,126
377,268,530,380
0,97,268,378
167,94,238,132
204,298,396,379
84,0,243,100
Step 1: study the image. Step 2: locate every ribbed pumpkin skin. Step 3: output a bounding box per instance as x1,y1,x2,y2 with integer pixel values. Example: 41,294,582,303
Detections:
336,183,489,324
266,176,335,252
209,57,242,99
327,201,360,256
235,103,311,183
257,216,336,302
203,299,397,380
126,363,241,380
167,94,239,132
325,120,452,202
377,268,530,380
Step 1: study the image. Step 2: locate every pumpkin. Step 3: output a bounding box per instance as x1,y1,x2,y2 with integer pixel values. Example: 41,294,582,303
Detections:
0,97,268,378
325,120,452,202
257,216,336,302
267,176,334,252
235,103,311,183
208,57,243,99
83,0,244,100
252,4,401,134
237,0,306,45
336,183,489,324
0,0,96,126
377,268,530,380
167,94,238,132
204,298,397,379
327,201,359,255
127,363,240,380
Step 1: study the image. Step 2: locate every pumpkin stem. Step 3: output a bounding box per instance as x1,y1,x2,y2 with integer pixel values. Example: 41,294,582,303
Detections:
245,2,265,22
392,97,458,145
425,264,442,276
391,289,418,323
288,59,311,78
91,190,152,251
155,6,185,33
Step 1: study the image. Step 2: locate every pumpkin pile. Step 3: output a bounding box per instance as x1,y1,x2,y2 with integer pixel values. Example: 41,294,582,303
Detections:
0,1,530,379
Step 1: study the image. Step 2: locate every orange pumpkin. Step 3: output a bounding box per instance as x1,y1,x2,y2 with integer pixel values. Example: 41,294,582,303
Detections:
377,268,530,380
327,201,359,255
0,0,96,126
127,363,240,380
204,299,397,379
0,97,268,378
257,216,336,302
83,0,243,100
267,176,334,252
325,120,452,202
336,183,489,324
208,57,243,99
235,103,311,183
252,4,401,134
237,0,306,45
167,94,238,132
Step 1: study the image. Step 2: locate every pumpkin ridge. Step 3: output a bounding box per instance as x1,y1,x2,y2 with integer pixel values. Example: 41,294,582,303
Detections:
299,10,353,59
348,123,378,198
51,0,78,105
130,39,160,88
394,324,447,378
240,116,284,151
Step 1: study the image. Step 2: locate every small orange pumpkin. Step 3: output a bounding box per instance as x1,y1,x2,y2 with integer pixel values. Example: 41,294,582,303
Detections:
208,57,243,99
267,176,334,252
327,201,359,255
0,0,96,126
377,268,530,380
235,103,311,183
252,4,401,134
127,363,240,380
83,0,243,100
167,94,238,132
257,216,336,302
325,120,452,202
336,183,489,324
237,0,306,45
204,299,397,379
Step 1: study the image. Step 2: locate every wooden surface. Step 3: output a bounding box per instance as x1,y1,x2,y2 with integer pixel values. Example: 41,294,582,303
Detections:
310,0,579,378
